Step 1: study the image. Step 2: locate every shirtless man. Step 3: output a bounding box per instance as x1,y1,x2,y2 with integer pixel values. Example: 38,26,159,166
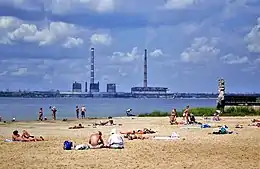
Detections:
88,131,104,148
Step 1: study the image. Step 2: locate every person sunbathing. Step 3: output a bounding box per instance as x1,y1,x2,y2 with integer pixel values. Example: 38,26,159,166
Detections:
120,128,156,135
93,117,114,126
124,133,149,140
248,123,260,127
252,119,260,123
209,126,233,134
88,131,105,148
12,130,44,142
69,124,84,129
235,124,243,128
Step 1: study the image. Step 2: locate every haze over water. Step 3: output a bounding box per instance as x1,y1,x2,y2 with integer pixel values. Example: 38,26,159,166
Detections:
0,98,216,120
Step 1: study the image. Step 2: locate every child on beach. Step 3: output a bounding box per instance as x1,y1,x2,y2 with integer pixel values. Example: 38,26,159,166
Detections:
38,108,43,121
76,106,79,119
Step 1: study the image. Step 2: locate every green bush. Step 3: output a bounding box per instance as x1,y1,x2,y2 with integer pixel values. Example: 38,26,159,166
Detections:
138,110,169,117
223,106,260,116
138,106,260,117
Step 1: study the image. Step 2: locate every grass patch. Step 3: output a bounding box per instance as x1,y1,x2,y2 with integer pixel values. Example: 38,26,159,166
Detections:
138,107,260,117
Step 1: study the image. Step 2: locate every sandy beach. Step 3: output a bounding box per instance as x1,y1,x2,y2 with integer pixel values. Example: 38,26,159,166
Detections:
0,116,259,169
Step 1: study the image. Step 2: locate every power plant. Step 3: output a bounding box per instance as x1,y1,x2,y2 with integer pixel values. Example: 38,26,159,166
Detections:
71,48,169,98
131,49,168,95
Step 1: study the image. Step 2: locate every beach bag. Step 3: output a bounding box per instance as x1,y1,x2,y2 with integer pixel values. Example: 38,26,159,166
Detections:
63,141,73,150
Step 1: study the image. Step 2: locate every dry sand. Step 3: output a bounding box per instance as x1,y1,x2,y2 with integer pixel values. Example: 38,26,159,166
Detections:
0,116,260,169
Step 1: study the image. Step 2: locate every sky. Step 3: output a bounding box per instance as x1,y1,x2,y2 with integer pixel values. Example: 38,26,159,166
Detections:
0,0,260,93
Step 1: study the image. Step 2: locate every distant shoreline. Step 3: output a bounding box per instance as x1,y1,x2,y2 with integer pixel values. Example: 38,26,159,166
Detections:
0,97,217,99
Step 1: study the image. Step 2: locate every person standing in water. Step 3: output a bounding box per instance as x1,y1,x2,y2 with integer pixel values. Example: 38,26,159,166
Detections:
81,106,86,119
38,108,43,121
50,106,57,120
76,106,79,119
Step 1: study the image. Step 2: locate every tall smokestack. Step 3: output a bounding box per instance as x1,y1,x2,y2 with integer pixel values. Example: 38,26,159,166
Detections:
144,49,148,88
90,48,95,84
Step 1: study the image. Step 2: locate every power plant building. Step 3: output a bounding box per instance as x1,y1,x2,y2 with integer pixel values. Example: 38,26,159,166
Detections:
89,48,100,93
107,83,116,93
131,49,168,94
90,82,99,93
72,81,82,92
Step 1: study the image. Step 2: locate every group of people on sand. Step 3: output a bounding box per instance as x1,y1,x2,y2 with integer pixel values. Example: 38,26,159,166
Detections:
88,128,124,149
12,130,44,142
169,105,200,125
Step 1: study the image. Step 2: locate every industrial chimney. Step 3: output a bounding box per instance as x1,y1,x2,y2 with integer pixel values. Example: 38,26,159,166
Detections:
144,49,148,88
90,48,94,84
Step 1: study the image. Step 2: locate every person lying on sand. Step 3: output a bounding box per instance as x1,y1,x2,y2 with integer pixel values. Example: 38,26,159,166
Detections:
120,128,156,135
209,125,233,135
252,119,260,123
248,123,260,127
124,133,149,140
88,131,105,148
12,130,44,142
69,124,84,129
93,117,115,126
235,124,243,128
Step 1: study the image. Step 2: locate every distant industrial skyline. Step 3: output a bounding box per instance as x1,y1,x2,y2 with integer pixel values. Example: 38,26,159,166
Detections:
0,1,260,93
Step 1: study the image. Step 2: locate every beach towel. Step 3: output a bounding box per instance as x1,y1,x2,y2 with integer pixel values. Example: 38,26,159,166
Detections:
4,139,22,142
110,143,124,149
153,132,180,140
180,126,201,129
75,144,89,150
153,137,180,140
201,124,211,128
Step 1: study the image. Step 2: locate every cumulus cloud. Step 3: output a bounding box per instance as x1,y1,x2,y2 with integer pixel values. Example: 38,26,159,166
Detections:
90,33,112,46
63,37,84,48
0,0,116,14
180,37,220,63
110,47,140,63
149,49,164,57
11,67,28,76
164,0,198,9
220,53,249,64
0,16,85,47
245,17,260,53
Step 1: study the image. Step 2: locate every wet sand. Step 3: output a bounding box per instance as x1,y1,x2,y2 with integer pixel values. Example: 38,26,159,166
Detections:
0,116,259,169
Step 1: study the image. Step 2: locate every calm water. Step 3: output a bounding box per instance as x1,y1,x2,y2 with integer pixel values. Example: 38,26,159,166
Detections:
0,97,216,120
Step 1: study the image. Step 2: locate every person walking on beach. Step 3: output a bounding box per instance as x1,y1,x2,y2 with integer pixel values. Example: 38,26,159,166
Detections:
76,106,79,119
81,106,86,119
38,108,43,121
50,106,57,120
